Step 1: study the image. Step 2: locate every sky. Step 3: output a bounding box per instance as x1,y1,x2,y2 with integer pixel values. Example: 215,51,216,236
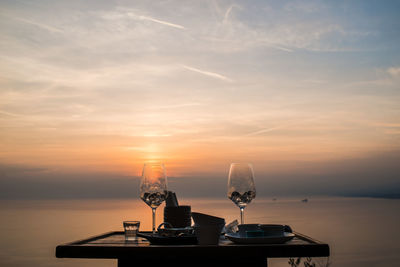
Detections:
0,0,399,199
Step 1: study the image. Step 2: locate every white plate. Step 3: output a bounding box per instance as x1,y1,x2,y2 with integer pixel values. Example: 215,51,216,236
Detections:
225,232,295,244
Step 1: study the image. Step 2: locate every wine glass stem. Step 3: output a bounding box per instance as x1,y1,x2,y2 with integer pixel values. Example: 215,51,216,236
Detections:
152,208,156,234
240,207,245,224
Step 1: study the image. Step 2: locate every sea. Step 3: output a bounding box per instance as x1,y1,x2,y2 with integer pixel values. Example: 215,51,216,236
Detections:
0,197,399,267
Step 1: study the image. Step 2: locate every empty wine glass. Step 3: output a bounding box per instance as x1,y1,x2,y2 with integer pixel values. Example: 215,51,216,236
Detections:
140,163,168,234
227,163,256,224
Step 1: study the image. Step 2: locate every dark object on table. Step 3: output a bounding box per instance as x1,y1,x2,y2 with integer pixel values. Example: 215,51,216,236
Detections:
164,205,192,228
225,232,295,244
157,223,193,237
165,191,179,207
246,230,264,237
164,190,191,228
137,232,197,245
284,225,293,233
191,212,225,225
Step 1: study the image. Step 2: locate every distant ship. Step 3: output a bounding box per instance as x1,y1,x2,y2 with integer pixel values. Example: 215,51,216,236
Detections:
301,198,308,203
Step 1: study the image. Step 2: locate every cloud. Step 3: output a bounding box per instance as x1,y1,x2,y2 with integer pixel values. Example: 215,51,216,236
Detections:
193,1,360,53
387,67,400,77
147,103,204,110
222,4,240,25
0,110,24,118
181,65,233,82
137,15,185,29
268,45,294,52
246,116,323,136
284,0,323,13
2,13,63,33
100,7,185,29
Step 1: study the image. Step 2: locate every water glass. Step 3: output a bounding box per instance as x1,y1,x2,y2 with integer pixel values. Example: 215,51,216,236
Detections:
123,221,140,241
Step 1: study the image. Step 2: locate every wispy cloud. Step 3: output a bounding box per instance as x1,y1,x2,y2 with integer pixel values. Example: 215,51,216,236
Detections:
1,0,399,184
222,4,240,25
148,103,203,110
388,67,400,77
246,116,323,136
267,44,294,52
3,13,63,33
101,8,185,30
137,15,185,29
181,65,233,82
0,110,24,117
142,133,172,137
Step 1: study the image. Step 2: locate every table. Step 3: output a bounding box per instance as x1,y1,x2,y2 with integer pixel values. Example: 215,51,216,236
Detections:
56,231,330,267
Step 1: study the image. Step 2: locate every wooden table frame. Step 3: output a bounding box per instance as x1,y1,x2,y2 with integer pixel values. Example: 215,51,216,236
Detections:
56,231,329,267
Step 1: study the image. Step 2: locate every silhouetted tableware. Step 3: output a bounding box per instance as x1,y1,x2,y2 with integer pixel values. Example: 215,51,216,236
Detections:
193,224,224,245
140,163,168,234
191,212,225,226
137,232,197,245
123,221,140,241
164,205,191,228
227,163,256,224
259,224,285,236
225,232,295,244
237,224,260,237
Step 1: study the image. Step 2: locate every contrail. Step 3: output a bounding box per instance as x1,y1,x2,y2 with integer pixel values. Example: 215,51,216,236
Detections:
149,103,203,110
5,14,63,33
246,116,322,136
262,41,294,52
111,8,185,29
246,125,287,136
271,45,293,52
138,15,185,29
0,110,23,117
182,65,233,82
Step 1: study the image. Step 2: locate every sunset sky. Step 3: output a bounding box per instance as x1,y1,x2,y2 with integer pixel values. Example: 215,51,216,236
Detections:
1,0,399,198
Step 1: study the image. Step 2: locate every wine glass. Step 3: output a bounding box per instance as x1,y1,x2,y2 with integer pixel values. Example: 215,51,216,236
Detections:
227,163,256,224
140,163,168,234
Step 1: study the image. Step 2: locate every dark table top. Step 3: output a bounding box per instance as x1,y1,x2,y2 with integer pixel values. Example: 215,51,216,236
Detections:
56,231,330,261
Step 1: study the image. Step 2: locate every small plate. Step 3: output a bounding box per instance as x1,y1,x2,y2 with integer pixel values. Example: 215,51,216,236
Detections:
225,232,295,244
137,232,197,245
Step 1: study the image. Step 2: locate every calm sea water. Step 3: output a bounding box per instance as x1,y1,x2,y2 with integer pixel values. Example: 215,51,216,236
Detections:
0,197,399,267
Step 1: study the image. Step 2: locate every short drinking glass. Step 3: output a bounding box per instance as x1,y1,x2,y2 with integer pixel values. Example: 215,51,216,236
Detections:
123,221,140,241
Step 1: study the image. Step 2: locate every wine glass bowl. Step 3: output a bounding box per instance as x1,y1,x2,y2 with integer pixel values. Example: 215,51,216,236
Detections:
227,163,256,224
140,163,168,234
141,191,167,209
